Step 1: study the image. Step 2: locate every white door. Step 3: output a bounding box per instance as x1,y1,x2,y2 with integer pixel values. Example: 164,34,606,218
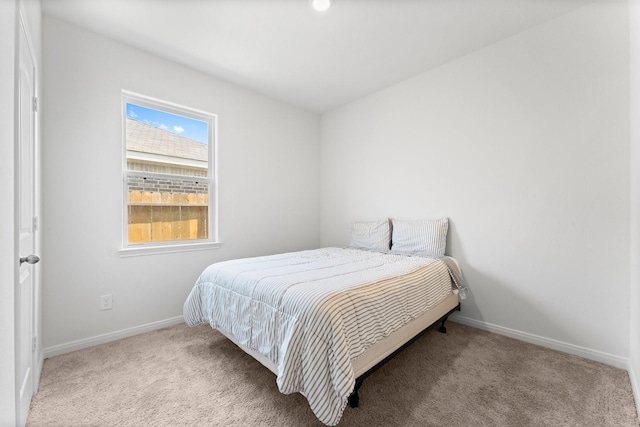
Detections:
17,17,38,427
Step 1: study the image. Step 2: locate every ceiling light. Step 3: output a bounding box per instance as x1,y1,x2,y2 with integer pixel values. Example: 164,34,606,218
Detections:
311,0,331,12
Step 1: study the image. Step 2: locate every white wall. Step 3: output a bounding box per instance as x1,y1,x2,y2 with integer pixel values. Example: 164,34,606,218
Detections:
321,2,630,364
41,16,320,351
629,0,640,413
0,1,18,424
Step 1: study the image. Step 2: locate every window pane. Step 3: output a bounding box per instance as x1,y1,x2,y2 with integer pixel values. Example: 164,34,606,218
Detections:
126,175,209,243
125,103,208,178
122,93,216,249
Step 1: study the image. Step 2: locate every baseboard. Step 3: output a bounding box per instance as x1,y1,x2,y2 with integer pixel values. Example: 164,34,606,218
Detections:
450,314,628,370
42,316,185,359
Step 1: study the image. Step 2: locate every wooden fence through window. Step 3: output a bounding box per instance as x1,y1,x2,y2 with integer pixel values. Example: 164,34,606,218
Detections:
127,191,208,243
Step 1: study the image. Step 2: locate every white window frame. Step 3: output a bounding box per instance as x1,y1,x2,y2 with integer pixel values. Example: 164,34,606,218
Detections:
118,90,220,257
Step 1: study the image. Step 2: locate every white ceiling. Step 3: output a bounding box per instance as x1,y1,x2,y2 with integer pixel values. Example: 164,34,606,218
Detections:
42,0,591,113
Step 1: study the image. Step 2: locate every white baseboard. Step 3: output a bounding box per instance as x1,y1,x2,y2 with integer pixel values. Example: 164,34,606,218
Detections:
42,316,185,359
450,313,628,370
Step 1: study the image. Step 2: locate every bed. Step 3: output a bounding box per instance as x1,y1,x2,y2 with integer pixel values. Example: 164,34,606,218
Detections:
183,219,467,426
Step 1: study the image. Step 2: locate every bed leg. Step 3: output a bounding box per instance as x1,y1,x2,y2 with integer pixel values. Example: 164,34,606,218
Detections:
438,304,460,334
438,315,452,333
348,378,364,408
348,390,359,408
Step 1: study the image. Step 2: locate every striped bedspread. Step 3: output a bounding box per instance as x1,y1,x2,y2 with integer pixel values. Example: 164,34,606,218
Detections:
183,247,455,426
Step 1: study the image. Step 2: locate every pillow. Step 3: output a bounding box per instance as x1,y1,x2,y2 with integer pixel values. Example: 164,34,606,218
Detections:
390,218,448,256
349,219,391,251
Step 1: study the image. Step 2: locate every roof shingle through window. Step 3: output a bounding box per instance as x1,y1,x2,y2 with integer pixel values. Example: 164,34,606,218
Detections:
126,117,207,162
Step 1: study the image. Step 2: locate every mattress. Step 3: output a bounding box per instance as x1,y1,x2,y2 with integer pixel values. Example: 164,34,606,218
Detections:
184,247,460,425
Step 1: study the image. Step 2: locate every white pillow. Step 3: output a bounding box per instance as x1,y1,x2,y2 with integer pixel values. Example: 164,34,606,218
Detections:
391,218,448,256
349,220,391,251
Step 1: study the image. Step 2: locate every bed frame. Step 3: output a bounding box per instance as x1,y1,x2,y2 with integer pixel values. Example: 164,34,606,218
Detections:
218,290,461,409
348,300,461,408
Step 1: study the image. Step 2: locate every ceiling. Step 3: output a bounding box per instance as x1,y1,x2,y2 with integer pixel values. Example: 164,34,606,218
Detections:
42,0,592,113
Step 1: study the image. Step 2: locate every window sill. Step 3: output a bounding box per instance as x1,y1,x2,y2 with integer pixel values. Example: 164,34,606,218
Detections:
118,241,222,257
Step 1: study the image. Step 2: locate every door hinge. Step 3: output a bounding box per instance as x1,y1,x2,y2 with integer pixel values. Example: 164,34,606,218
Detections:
33,216,38,231
33,96,39,113
32,336,37,352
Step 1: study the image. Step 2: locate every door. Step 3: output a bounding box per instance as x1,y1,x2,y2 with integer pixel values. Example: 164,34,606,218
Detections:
17,16,38,427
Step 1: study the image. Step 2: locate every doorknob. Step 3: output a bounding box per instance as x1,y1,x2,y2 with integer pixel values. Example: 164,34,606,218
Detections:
20,254,40,265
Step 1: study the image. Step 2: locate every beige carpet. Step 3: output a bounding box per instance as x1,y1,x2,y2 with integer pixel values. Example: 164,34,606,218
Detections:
27,322,639,427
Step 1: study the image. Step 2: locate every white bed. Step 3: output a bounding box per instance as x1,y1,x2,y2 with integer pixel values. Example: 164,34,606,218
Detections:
184,246,464,426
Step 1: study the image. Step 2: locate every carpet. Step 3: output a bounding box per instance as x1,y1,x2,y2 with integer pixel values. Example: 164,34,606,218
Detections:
27,322,639,426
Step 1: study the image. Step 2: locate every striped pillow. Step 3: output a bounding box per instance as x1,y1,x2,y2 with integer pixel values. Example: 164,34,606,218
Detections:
391,218,449,256
349,220,391,251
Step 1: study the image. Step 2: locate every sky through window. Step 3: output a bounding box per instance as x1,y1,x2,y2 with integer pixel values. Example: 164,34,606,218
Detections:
126,103,208,144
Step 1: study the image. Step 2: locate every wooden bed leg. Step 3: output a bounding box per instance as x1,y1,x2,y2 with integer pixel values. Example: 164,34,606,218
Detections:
348,378,364,408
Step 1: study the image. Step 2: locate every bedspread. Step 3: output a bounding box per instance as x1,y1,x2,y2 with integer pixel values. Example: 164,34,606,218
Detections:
183,247,455,425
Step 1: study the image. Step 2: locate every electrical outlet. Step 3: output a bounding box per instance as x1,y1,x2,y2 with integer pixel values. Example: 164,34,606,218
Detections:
100,294,113,311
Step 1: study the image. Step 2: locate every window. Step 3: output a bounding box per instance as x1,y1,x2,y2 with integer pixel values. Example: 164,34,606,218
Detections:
120,91,218,255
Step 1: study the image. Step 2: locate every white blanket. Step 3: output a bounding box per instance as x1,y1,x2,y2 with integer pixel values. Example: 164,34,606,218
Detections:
183,247,456,425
